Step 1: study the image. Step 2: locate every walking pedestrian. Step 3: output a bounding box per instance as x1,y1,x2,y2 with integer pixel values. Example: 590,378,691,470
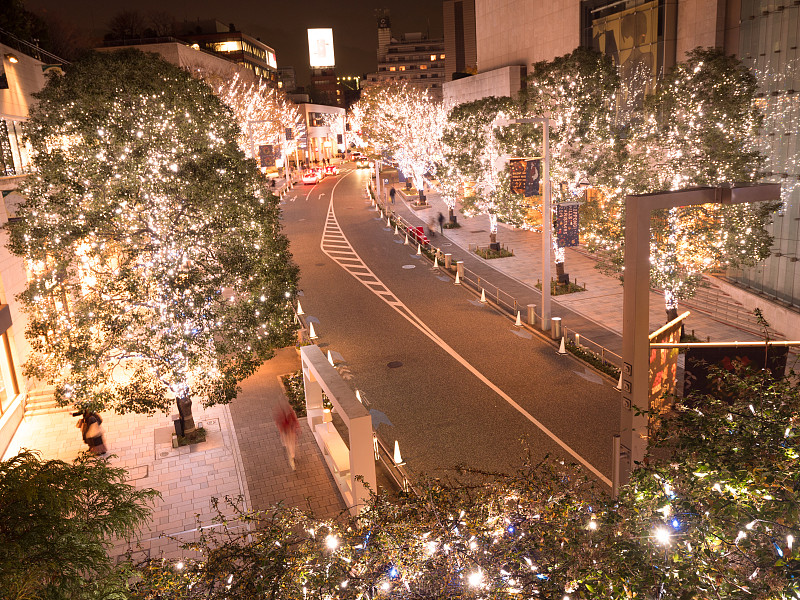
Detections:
389,187,396,204
77,409,106,455
437,212,445,234
273,401,300,470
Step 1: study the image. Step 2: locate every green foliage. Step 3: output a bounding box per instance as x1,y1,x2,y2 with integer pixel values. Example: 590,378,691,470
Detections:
474,246,514,259
281,370,306,417
176,427,206,447
0,449,158,599
8,50,299,416
565,339,620,378
130,367,800,599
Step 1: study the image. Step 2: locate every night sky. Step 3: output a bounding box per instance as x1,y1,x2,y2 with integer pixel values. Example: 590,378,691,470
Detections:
24,0,444,84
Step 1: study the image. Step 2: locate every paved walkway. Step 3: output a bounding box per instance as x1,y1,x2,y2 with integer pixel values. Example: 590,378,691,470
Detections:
386,184,770,358
3,166,779,564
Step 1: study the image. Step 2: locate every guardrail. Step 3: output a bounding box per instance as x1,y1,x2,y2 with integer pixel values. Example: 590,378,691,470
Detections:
371,186,623,372
291,304,418,497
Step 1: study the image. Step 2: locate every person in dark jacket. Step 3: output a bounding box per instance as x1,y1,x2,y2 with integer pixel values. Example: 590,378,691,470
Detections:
77,409,107,455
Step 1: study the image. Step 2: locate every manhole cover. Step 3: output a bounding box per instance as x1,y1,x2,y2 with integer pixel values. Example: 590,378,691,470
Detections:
387,361,403,368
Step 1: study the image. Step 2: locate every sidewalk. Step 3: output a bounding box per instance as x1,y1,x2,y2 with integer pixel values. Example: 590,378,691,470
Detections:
3,348,345,561
388,185,770,355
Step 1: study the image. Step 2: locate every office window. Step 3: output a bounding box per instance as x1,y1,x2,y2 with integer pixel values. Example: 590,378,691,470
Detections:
420,64,427,70
430,54,437,61
440,54,445,59
389,66,396,71
399,66,406,71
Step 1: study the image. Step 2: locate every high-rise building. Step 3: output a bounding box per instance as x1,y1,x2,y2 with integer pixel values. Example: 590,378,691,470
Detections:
365,10,445,101
443,0,477,82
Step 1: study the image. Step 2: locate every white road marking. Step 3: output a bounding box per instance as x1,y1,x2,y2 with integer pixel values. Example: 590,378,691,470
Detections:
319,174,611,487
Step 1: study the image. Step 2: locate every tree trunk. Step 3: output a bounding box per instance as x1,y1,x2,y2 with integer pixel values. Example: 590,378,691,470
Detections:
176,394,196,436
448,207,456,223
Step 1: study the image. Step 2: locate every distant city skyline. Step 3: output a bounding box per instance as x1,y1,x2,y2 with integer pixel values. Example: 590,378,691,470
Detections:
24,0,444,85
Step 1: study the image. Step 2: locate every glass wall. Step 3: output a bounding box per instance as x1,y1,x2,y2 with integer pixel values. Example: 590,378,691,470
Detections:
732,0,800,306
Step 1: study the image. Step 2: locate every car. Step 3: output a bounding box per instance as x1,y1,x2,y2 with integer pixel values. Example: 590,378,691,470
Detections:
302,170,320,185
324,165,339,176
356,158,370,169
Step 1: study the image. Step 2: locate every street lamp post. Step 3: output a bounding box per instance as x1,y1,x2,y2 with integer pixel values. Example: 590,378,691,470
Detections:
507,117,552,329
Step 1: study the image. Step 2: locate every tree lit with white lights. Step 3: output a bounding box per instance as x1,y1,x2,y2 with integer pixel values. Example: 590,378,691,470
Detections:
9,50,299,432
207,71,305,167
352,83,446,197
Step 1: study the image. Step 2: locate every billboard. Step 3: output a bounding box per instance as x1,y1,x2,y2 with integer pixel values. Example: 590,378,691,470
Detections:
308,28,335,68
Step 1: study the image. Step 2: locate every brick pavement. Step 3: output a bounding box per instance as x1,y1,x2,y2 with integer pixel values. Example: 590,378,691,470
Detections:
227,347,346,519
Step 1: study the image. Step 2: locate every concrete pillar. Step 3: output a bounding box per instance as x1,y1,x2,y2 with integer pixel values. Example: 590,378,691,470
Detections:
456,261,464,280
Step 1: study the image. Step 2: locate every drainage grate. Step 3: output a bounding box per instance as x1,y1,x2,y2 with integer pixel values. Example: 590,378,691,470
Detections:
387,361,403,368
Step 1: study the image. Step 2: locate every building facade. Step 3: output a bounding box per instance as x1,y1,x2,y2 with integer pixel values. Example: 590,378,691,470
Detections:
0,32,68,455
365,12,446,101
443,0,477,82
726,0,800,309
298,103,346,165
446,0,800,316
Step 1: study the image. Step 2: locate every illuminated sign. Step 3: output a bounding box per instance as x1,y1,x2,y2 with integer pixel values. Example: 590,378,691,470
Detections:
308,28,335,68
267,50,277,69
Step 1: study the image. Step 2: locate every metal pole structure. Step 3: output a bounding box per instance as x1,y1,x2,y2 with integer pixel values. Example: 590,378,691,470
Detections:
541,119,552,328
619,184,781,485
507,117,552,330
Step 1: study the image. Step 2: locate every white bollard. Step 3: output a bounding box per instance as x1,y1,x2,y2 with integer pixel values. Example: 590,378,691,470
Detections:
515,311,522,327
557,336,567,355
297,301,304,316
309,322,318,340
480,288,487,303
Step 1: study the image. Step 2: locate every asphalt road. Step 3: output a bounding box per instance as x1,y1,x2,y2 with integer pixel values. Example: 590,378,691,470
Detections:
281,165,621,487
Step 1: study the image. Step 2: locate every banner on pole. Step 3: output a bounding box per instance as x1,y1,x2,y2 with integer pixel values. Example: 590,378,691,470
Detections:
259,145,275,168
524,159,541,197
510,158,526,195
556,203,580,247
285,128,294,141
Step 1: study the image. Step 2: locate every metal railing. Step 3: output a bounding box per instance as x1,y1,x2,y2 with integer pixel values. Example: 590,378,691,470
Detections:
373,186,623,371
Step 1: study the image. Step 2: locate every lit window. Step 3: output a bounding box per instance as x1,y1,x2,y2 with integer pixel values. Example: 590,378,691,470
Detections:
420,64,427,70
440,54,445,59
430,54,436,61
213,40,242,53
389,66,396,71
399,66,406,71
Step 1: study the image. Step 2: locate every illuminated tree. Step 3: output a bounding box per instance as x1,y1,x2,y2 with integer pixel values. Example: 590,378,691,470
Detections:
206,72,305,170
0,450,157,599
353,83,447,199
9,50,299,433
518,47,776,318
131,364,800,599
442,96,522,246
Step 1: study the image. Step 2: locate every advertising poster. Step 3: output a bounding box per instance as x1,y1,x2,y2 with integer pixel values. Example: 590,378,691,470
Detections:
648,312,687,419
524,159,541,198
308,28,336,68
684,345,788,400
510,158,526,195
556,203,580,247
285,128,293,141
258,144,275,168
